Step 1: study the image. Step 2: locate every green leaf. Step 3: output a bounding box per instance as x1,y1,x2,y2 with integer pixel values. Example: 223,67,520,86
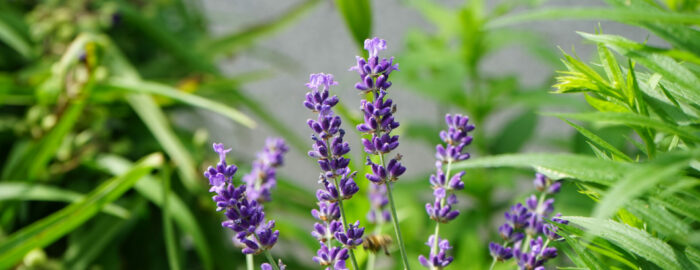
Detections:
0,153,162,269
102,78,256,128
63,201,145,270
579,32,700,104
126,94,201,193
334,0,373,50
486,8,700,29
565,216,685,270
0,183,129,219
204,0,321,57
559,230,606,270
161,167,182,270
651,194,700,222
95,154,214,270
593,153,690,219
548,112,699,143
560,119,632,161
0,17,31,59
626,200,691,245
451,153,630,186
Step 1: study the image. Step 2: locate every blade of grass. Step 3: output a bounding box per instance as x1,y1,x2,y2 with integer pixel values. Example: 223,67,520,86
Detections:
102,78,256,128
0,17,31,59
0,153,162,269
0,183,129,219
161,166,182,270
63,200,146,270
126,94,201,193
95,154,214,270
560,119,633,161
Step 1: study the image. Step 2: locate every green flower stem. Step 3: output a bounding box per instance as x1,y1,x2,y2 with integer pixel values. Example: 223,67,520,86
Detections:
246,254,254,270
334,178,360,270
488,258,497,270
430,161,452,269
264,251,280,270
379,154,411,270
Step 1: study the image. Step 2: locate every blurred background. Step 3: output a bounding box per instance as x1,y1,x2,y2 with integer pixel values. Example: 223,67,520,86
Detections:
0,0,690,269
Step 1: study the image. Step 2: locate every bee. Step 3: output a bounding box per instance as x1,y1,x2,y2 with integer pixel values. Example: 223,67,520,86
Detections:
363,234,392,255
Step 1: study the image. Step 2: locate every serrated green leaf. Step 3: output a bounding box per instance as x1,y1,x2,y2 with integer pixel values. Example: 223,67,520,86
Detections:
548,112,699,143
560,231,606,270
565,216,684,270
583,94,628,113
579,32,700,104
0,153,162,269
562,119,632,161
0,183,129,219
451,153,630,185
486,8,700,29
651,194,700,222
626,200,691,245
593,152,692,220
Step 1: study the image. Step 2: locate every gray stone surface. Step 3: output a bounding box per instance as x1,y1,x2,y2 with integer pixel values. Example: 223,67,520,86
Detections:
194,0,659,187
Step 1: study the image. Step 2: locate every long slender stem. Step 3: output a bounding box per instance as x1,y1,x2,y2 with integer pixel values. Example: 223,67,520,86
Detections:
379,153,411,270
430,161,452,269
335,186,360,270
246,254,254,270
488,258,497,270
384,180,411,270
263,251,280,270
366,206,384,270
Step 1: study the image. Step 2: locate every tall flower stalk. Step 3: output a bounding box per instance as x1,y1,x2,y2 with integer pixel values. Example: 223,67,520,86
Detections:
304,73,363,270
242,138,289,270
419,114,474,269
350,37,410,269
203,143,283,270
488,173,566,270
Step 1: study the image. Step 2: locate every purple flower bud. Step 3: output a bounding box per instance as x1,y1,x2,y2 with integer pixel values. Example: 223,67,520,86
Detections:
418,235,454,269
335,221,365,248
489,242,513,261
313,243,349,270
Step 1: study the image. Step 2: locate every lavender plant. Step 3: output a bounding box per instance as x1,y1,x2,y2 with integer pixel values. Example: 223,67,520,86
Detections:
488,173,566,270
204,143,284,270
243,138,290,203
350,37,410,269
418,114,474,269
304,73,363,269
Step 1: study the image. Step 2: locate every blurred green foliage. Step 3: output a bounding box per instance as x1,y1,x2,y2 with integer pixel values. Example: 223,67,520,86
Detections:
0,0,698,269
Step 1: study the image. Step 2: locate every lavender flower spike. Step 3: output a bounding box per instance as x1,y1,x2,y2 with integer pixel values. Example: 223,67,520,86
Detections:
304,73,363,269
420,114,474,269
351,37,410,269
243,138,289,202
488,173,565,270
204,143,281,270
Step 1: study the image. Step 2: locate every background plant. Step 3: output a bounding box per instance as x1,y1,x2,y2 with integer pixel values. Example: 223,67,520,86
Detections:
1,0,698,269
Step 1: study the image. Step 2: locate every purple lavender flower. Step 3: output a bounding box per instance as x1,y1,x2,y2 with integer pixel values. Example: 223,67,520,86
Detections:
419,114,474,269
489,242,513,261
488,174,565,270
261,260,286,270
204,143,279,255
418,235,454,269
304,73,363,269
335,221,365,249
313,243,350,270
243,138,289,203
